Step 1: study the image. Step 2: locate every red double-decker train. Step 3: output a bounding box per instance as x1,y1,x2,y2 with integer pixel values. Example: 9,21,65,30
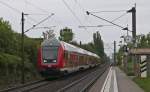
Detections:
37,38,101,76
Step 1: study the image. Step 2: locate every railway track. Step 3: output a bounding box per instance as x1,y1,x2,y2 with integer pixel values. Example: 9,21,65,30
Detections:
0,79,50,92
31,63,109,92
0,63,109,92
57,64,108,92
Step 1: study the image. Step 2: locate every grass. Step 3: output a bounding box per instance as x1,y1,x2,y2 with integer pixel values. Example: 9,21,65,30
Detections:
119,61,134,76
119,61,150,92
133,77,150,92
127,61,134,76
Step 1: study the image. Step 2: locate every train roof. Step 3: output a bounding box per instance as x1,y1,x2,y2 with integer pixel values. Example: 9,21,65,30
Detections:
41,38,60,46
61,41,100,58
41,38,100,58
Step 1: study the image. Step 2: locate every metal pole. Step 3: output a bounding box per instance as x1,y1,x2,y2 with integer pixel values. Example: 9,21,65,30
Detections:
21,12,25,84
132,6,137,76
132,7,136,46
20,12,53,84
114,41,116,65
127,6,136,46
133,6,137,76
132,7,136,47
127,5,137,76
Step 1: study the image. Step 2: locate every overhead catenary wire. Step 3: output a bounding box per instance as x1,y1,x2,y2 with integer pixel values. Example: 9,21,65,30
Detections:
73,0,128,31
25,16,38,23
78,25,113,28
0,0,39,23
62,0,85,28
0,1,21,13
74,0,85,12
0,0,55,31
111,13,127,22
31,26,56,29
25,0,67,29
25,13,49,15
73,2,128,30
25,0,49,13
24,0,54,23
73,0,94,27
25,0,76,31
90,10,127,13
24,0,56,24
0,0,50,22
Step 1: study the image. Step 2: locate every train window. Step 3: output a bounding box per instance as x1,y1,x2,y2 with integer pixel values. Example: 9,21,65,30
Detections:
64,52,68,60
79,55,84,62
68,53,70,59
42,46,58,63
77,55,79,60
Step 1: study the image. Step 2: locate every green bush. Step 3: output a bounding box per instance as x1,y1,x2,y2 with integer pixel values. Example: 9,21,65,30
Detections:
133,77,150,92
0,18,42,89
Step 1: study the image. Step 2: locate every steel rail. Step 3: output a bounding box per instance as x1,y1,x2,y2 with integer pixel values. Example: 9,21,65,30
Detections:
0,79,47,92
57,64,109,92
80,66,109,92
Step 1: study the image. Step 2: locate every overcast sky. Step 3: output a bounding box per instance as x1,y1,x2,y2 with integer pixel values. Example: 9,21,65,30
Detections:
0,0,150,56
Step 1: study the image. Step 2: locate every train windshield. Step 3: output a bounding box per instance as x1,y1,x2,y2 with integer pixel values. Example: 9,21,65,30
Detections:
42,46,58,63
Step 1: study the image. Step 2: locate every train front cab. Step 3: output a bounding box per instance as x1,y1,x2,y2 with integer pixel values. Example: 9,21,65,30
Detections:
37,40,65,76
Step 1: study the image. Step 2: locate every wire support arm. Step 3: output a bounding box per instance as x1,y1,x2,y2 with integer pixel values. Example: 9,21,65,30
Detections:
86,11,132,32
25,13,54,33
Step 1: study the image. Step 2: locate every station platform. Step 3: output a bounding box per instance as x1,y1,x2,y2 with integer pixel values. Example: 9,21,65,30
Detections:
89,66,144,92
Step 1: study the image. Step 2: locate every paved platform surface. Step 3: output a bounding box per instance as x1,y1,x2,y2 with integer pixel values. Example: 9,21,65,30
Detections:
89,67,144,92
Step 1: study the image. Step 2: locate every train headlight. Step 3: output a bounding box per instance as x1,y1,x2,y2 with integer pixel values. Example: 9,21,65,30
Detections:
43,60,47,63
53,60,56,63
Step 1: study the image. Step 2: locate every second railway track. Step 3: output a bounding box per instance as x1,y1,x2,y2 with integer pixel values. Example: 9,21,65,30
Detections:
57,64,109,92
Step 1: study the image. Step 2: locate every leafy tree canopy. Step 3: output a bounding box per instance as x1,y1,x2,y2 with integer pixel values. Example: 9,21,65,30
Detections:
93,31,104,57
59,27,74,43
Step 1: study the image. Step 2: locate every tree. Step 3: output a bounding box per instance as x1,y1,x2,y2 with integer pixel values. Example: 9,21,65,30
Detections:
0,18,14,53
93,31,104,57
136,33,150,48
0,18,42,86
59,27,74,43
